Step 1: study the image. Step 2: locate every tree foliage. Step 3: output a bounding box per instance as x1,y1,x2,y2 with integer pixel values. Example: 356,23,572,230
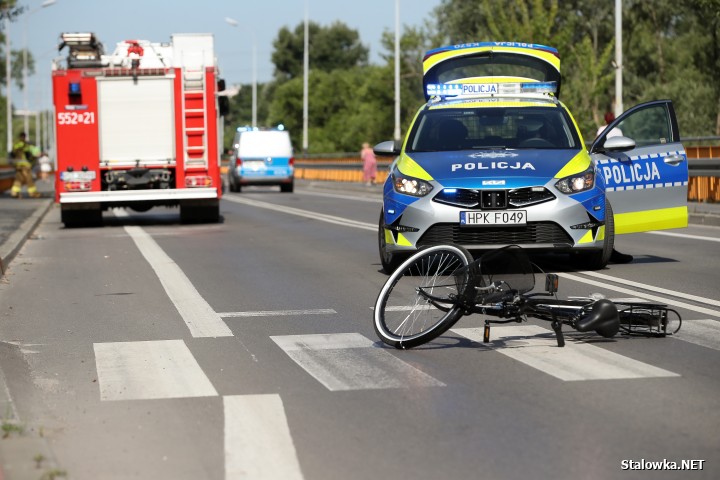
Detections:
271,21,369,81
222,0,720,154
433,0,720,139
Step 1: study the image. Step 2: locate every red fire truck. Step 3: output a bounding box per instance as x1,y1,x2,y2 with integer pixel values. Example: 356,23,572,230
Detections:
52,32,228,227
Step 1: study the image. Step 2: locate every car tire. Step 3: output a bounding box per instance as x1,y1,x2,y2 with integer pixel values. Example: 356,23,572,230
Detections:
378,210,407,273
583,199,615,270
280,181,294,193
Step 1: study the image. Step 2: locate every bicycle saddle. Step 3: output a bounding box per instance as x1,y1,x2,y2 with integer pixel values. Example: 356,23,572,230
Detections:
575,299,620,338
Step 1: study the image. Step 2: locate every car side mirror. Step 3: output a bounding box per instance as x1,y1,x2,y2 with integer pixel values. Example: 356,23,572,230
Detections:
373,140,401,156
218,96,230,117
599,135,636,153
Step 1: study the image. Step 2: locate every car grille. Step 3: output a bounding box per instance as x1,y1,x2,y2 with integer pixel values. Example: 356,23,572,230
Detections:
433,187,555,209
417,222,573,246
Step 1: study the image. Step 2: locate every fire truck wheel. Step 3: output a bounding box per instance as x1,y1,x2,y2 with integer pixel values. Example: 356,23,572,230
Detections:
61,207,102,228
280,181,294,193
180,201,220,224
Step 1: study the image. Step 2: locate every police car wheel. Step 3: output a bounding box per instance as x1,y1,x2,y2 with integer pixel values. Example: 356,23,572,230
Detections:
583,199,615,270
378,211,406,273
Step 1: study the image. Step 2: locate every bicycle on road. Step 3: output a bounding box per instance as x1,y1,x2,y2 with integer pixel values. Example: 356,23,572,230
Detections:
373,244,681,349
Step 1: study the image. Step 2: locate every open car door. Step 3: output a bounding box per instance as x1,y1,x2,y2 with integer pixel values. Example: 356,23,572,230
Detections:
590,100,688,234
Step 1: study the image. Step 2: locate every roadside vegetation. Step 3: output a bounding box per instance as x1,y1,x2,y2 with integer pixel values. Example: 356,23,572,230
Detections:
224,0,720,153
1,0,718,154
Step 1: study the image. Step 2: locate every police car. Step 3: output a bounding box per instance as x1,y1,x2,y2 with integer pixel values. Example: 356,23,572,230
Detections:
376,42,688,272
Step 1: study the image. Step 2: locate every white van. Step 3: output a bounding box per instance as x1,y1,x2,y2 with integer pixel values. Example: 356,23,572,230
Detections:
227,127,294,193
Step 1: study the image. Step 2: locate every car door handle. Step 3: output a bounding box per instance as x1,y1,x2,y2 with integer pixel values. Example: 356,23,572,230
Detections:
663,155,684,166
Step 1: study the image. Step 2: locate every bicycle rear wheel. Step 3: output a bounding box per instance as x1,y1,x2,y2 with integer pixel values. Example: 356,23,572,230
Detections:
374,244,474,349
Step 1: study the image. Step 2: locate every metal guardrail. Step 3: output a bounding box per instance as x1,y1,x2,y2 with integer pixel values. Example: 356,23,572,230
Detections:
688,158,720,177
296,157,719,175
295,160,391,170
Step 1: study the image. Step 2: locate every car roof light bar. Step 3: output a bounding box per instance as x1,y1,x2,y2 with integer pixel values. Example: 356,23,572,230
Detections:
426,81,557,100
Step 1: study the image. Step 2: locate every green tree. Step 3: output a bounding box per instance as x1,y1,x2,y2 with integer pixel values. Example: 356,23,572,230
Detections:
1,0,36,157
623,0,718,137
687,0,720,134
271,21,369,81
222,82,273,151
268,66,394,153
0,0,32,88
427,0,720,140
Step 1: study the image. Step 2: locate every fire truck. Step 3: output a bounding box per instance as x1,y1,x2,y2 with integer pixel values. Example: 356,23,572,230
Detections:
52,32,228,226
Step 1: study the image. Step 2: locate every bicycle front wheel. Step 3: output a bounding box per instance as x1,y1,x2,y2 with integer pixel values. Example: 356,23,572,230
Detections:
374,244,474,349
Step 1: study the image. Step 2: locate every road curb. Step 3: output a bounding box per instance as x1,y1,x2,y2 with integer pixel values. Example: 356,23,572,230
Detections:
689,212,720,227
0,199,53,277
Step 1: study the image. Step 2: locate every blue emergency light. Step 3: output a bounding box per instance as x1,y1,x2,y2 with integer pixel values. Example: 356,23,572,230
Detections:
69,82,81,96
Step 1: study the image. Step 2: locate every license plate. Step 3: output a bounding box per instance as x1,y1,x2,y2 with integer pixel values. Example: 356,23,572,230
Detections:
460,210,527,226
60,171,96,181
244,161,264,171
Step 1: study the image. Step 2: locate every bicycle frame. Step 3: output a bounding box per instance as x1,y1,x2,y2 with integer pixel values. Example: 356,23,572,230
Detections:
374,244,681,350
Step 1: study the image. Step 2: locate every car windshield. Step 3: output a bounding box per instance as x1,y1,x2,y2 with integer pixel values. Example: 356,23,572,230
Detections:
238,131,292,157
406,106,581,152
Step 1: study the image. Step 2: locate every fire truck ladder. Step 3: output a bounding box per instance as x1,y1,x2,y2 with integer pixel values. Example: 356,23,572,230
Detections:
182,69,208,168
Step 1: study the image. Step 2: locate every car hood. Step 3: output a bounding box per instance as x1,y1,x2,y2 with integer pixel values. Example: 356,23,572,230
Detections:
402,149,588,189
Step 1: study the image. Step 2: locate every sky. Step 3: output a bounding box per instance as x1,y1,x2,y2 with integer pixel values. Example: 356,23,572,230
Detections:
11,0,443,111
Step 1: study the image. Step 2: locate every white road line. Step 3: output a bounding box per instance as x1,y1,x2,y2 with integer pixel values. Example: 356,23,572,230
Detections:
115,210,232,337
452,325,679,381
271,333,445,391
224,196,376,231
219,309,337,318
648,231,720,243
579,271,720,307
558,272,720,318
672,319,720,351
224,394,304,480
94,340,218,401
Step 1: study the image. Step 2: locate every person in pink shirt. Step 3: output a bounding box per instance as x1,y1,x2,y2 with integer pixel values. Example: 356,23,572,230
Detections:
361,142,378,186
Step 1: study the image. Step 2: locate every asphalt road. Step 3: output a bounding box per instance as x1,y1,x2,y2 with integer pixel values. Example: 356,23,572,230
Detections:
1,183,719,480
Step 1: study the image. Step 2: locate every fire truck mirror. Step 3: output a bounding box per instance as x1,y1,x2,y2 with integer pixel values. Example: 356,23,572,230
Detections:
217,78,226,92
218,97,230,117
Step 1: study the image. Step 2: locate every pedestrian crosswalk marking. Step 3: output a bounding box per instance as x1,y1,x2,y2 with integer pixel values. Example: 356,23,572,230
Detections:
271,333,445,391
224,394,304,480
94,340,218,401
451,325,680,381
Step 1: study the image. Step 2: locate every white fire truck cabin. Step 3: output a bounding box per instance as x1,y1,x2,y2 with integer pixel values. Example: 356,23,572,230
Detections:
52,32,229,226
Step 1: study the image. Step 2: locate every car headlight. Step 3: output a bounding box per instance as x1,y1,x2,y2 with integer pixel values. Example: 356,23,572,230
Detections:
555,168,595,194
392,170,434,197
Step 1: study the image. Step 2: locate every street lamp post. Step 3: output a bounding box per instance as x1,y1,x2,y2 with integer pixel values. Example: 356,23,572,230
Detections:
303,1,308,153
614,0,623,117
5,13,11,157
23,0,57,142
225,17,257,128
393,0,401,142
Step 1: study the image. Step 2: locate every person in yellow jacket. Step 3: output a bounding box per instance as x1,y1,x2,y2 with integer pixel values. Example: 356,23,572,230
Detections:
10,132,41,198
